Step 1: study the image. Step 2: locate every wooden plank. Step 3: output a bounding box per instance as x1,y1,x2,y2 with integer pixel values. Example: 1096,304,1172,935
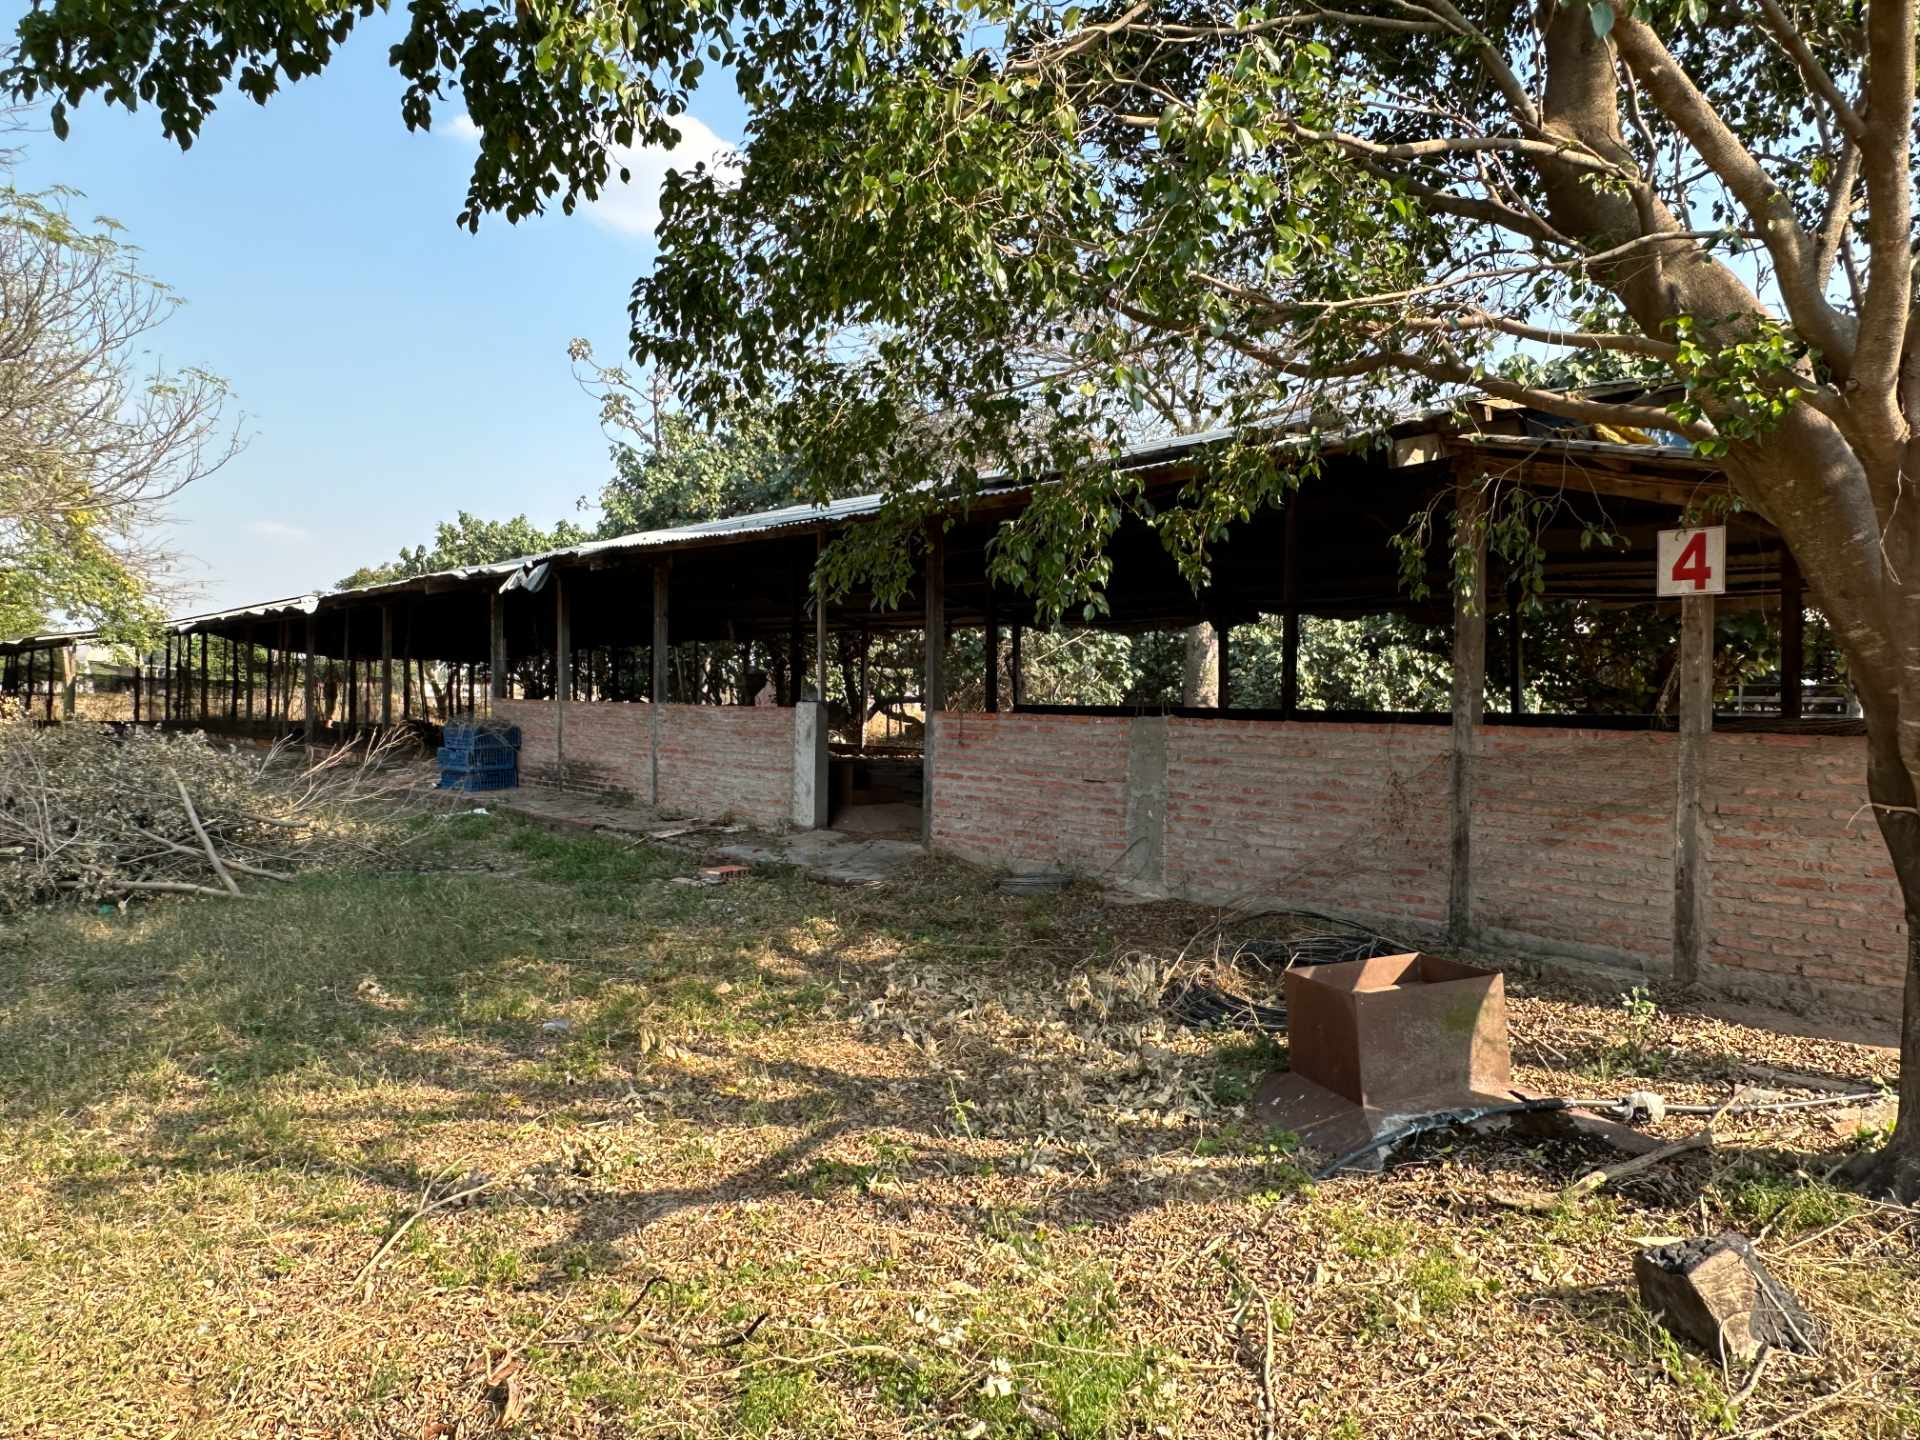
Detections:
652,560,670,703
1673,592,1714,986
1448,476,1488,944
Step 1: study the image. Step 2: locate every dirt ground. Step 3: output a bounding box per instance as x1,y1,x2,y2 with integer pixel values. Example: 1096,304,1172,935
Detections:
0,810,1912,1439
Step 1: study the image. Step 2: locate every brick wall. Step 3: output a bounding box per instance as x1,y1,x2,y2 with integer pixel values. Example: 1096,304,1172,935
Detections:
1705,732,1907,1006
930,712,1132,873
926,710,1906,1014
1471,727,1675,969
655,704,797,829
494,698,799,828
1165,719,1452,933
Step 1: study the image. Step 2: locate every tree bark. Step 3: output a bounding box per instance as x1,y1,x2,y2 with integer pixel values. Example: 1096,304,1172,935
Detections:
1181,622,1219,707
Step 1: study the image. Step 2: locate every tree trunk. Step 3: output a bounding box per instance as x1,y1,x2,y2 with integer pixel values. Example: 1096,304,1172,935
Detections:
1839,717,1920,1198
1182,622,1219,707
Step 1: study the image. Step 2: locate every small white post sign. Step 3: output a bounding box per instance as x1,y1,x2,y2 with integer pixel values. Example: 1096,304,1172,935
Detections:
1657,526,1727,597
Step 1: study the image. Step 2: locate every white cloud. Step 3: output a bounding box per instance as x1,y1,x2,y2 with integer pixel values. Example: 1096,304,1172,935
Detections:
442,110,736,239
246,519,309,542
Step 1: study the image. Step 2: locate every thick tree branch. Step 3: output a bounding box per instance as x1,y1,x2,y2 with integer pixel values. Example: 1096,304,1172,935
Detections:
1852,0,1916,419
1610,14,1853,370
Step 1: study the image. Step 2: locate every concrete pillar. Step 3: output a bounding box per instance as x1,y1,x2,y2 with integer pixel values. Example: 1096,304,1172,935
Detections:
1447,478,1487,944
792,700,830,829
1123,716,1168,891
1673,593,1714,985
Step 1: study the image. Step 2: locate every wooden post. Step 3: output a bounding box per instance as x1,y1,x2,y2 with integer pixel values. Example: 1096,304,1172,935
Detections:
263,639,274,724
244,624,256,721
555,575,571,766
1448,478,1488,945
652,560,671,703
490,592,507,701
984,586,1000,713
1673,593,1714,987
922,524,946,845
1506,584,1524,717
303,616,321,747
1215,613,1232,712
1779,549,1804,721
1010,622,1024,708
133,651,143,723
380,604,394,728
814,531,828,705
44,648,53,721
59,644,76,721
162,634,173,721
856,626,871,747
787,568,805,705
1280,501,1301,718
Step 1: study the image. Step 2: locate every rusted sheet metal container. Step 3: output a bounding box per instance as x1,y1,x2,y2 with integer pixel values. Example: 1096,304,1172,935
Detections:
1284,952,1511,1112
1258,952,1514,1165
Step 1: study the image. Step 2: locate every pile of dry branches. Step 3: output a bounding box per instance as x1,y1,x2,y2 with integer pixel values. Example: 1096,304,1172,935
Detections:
0,720,420,910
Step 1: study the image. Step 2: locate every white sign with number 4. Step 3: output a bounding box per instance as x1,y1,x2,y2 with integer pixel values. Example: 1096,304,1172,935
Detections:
1657,526,1726,597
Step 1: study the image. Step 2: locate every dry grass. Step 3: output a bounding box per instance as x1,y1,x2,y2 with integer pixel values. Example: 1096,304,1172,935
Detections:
0,811,1913,1439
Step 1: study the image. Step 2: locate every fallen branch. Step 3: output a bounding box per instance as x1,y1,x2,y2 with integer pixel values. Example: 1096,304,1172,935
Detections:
174,773,240,896
355,1171,506,1299
129,824,293,882
1563,1128,1714,1199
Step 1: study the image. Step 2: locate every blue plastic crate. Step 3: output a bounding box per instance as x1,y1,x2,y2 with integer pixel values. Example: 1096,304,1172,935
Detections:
436,767,519,793
444,721,521,750
439,744,518,779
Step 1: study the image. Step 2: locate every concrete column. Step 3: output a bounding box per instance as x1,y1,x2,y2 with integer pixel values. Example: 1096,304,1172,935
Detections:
1123,716,1168,891
1673,593,1714,986
1447,478,1487,944
792,700,829,829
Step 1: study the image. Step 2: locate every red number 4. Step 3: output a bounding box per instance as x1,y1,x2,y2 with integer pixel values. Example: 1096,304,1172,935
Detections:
1671,531,1712,590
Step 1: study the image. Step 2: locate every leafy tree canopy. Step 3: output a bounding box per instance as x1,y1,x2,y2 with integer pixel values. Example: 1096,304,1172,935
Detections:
338,510,592,589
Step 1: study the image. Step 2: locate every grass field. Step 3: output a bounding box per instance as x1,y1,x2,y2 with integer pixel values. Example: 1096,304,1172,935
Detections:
0,808,1914,1438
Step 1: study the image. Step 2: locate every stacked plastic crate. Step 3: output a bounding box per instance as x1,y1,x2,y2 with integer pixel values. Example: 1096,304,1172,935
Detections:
436,720,522,792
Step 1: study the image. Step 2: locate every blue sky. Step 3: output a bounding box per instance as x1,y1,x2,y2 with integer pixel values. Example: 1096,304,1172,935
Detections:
6,4,746,614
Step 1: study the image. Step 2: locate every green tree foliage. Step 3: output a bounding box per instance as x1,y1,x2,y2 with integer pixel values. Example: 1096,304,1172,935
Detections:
337,510,593,590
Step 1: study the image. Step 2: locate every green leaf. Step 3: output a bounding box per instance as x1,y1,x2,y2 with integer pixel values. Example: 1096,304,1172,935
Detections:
1589,1,1614,39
